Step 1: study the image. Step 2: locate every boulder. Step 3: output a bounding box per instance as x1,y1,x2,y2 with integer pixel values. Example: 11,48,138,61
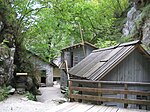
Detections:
8,88,15,95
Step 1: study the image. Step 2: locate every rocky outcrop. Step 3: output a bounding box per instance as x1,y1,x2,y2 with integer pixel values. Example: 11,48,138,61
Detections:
0,46,15,86
122,6,141,36
142,18,150,47
0,1,16,86
0,1,40,95
123,0,150,48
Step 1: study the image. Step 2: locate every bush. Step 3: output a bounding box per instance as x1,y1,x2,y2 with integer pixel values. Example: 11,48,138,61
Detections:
0,86,9,101
64,87,78,99
24,91,37,101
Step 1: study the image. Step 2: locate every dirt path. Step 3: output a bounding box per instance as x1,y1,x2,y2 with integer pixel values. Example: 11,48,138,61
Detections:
0,84,66,112
37,84,66,103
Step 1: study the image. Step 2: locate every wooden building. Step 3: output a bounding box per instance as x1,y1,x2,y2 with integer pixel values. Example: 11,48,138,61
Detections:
27,51,60,87
68,40,150,110
60,42,98,89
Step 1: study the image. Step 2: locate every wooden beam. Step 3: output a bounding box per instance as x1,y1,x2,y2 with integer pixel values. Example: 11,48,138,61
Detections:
70,94,150,105
69,79,150,86
16,73,28,76
70,87,150,96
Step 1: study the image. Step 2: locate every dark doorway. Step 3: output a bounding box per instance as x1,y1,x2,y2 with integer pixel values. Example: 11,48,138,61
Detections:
71,52,73,67
41,70,46,84
41,77,46,83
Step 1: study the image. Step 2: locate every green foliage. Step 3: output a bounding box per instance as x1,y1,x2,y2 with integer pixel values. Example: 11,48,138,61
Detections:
24,0,129,60
0,0,130,61
24,91,37,101
64,87,78,99
64,87,69,99
0,86,9,101
142,3,150,18
0,1,16,23
96,39,117,48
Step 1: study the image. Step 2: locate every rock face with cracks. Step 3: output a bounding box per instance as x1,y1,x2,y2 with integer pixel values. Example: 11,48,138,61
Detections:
0,1,16,86
0,45,15,86
123,1,150,48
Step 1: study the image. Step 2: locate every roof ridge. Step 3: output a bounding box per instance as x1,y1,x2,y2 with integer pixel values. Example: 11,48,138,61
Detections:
93,44,120,52
93,40,140,53
62,41,98,51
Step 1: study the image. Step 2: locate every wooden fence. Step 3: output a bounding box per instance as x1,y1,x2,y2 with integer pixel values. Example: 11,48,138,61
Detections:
69,79,150,109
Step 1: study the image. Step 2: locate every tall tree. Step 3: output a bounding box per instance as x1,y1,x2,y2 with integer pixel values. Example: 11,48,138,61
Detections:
24,0,129,60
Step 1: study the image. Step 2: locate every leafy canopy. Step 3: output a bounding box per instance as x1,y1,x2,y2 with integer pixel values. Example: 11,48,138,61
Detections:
12,0,129,60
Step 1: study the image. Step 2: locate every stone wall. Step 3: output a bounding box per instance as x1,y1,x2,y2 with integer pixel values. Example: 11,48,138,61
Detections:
28,54,54,87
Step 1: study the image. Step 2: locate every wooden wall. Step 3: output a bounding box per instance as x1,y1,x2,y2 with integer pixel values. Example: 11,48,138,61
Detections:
102,49,150,82
61,45,96,89
53,67,60,78
62,45,95,68
101,49,150,109
72,47,85,66
86,45,96,56
60,69,68,90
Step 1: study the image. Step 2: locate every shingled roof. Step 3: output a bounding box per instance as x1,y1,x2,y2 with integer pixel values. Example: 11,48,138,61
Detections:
61,41,98,51
68,40,150,81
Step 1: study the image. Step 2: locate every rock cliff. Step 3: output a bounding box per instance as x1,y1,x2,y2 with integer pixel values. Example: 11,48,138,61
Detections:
123,0,150,48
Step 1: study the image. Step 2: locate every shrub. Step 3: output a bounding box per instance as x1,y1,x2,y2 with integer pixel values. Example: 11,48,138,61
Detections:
24,91,37,101
0,86,9,101
64,87,78,99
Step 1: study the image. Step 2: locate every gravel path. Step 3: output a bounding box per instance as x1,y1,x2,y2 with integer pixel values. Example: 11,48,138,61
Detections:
0,84,66,112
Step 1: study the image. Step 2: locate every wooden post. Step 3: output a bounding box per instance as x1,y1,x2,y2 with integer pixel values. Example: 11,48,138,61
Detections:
124,84,128,108
69,80,73,102
78,84,83,102
98,82,102,105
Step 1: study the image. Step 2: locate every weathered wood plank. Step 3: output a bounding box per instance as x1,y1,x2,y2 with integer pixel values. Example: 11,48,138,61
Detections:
86,105,104,112
51,102,148,112
50,102,75,112
70,94,150,105
76,50,111,77
117,108,141,112
100,47,123,62
104,107,115,112
117,108,131,112
97,106,109,112
69,79,150,86
67,103,94,112
83,62,105,78
90,46,135,80
57,103,80,112
69,51,101,76
70,87,150,96
110,107,119,112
